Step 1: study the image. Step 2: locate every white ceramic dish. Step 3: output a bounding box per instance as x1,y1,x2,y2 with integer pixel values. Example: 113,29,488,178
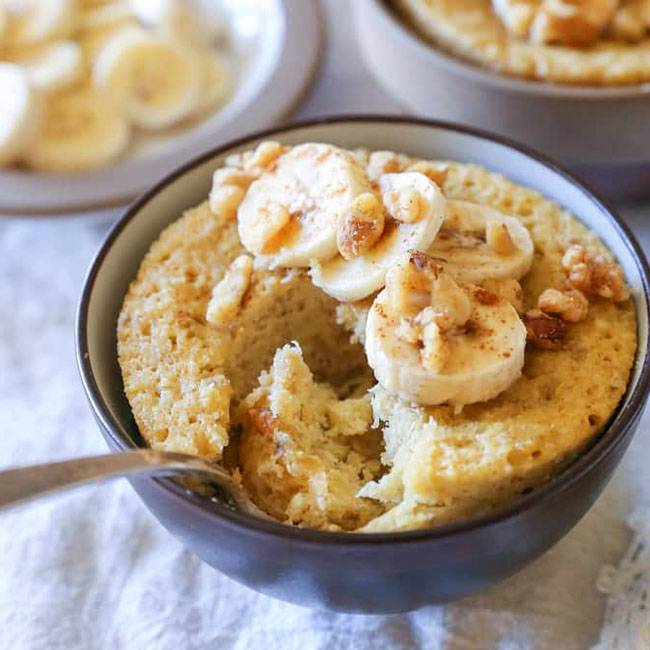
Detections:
354,0,650,202
0,0,321,218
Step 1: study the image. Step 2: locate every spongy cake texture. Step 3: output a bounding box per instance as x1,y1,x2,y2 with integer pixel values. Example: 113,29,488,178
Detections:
118,155,637,532
394,0,650,85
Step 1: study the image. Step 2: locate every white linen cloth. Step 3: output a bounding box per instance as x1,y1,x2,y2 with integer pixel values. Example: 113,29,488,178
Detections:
1,2,650,647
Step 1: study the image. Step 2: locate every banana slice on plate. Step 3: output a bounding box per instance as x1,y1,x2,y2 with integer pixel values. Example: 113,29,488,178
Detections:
428,199,534,283
310,172,446,302
26,87,130,172
237,143,373,268
0,63,42,166
193,50,230,116
78,2,134,32
5,0,76,46
128,0,221,47
12,40,83,93
93,26,201,129
365,252,526,406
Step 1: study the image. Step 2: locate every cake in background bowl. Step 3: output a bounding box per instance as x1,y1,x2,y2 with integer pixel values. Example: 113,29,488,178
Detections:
393,0,650,85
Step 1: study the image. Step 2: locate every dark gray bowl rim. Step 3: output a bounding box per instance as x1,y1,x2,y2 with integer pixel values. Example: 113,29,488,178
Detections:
76,115,650,546
370,0,650,100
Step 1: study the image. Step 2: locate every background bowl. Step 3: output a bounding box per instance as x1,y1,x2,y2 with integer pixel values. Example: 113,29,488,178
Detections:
0,0,321,218
77,117,650,614
354,0,650,203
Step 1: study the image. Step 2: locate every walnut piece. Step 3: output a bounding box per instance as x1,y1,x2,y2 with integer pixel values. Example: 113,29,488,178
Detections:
243,202,291,255
209,184,245,220
561,244,630,302
245,140,286,171
421,321,448,372
386,252,472,331
530,0,619,46
609,1,650,41
492,0,540,37
206,255,254,327
212,166,255,190
336,192,385,260
523,309,568,349
538,287,589,322
383,186,424,223
486,219,516,255
248,408,277,437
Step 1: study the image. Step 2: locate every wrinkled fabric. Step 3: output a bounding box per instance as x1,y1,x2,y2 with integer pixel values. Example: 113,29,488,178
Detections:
1,1,650,643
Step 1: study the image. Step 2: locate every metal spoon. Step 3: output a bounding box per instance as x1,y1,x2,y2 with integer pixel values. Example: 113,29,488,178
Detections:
0,449,270,519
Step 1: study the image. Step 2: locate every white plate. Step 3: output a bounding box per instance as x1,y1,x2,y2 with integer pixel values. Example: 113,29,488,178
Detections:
0,0,322,217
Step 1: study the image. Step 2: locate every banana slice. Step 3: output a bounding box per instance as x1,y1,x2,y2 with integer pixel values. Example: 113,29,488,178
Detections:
237,143,373,267
428,199,534,283
128,0,219,47
26,87,130,172
5,0,76,46
79,2,133,32
12,40,83,93
310,172,446,302
365,254,527,406
0,63,42,166
193,50,230,115
93,27,201,129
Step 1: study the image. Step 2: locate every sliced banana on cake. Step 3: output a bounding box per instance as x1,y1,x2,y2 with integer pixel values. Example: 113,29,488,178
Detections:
237,143,374,267
0,63,42,166
11,40,83,93
93,26,201,129
365,252,527,406
427,199,534,283
310,172,446,302
26,87,130,172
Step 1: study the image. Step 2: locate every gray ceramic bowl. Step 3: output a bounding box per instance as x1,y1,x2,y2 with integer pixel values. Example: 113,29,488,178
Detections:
77,117,650,614
354,0,650,202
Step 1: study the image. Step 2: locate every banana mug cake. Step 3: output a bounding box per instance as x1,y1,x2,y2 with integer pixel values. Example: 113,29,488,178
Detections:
118,142,636,532
393,0,650,84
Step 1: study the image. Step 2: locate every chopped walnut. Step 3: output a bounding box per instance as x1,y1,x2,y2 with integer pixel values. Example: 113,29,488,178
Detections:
208,184,245,220
387,252,471,336
530,0,619,46
561,244,630,302
609,2,649,41
430,271,472,332
367,151,403,181
212,166,255,190
421,321,448,372
523,309,567,350
383,186,424,223
385,252,443,318
486,219,516,255
492,0,540,37
405,161,448,188
245,140,286,171
248,408,277,437
336,192,385,260
206,255,254,326
244,202,291,254
538,287,589,322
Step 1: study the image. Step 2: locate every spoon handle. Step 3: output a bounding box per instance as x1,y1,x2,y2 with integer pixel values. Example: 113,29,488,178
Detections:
0,449,240,512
